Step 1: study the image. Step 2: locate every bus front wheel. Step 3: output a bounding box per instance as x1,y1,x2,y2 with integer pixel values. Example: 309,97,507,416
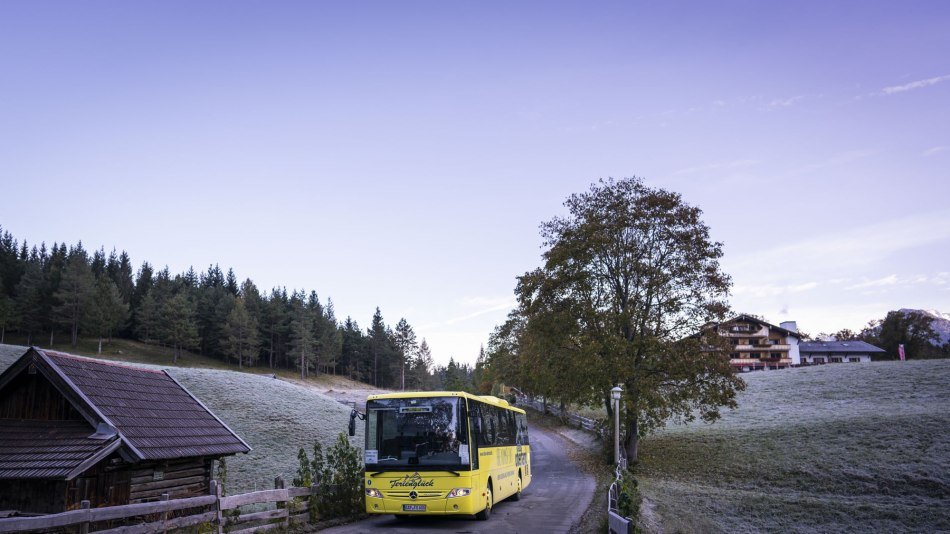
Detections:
475,484,493,520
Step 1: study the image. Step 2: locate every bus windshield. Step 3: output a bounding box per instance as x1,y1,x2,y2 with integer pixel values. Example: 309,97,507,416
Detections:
365,396,469,470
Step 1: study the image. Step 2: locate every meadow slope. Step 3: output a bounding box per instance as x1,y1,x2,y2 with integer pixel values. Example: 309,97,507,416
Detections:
637,360,950,533
0,344,366,495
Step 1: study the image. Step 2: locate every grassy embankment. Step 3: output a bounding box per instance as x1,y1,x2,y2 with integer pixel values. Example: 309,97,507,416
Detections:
635,360,950,533
0,342,378,495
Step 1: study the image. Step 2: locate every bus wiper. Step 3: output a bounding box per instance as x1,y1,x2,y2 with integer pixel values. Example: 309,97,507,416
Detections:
368,469,461,477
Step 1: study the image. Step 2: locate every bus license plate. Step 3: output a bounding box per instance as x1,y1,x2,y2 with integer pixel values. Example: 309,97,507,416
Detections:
403,504,426,512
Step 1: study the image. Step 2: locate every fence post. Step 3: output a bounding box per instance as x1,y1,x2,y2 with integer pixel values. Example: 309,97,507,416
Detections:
211,480,223,534
160,494,169,534
79,500,90,534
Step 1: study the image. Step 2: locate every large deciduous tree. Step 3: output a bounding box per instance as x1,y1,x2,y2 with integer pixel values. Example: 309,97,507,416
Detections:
497,177,742,462
861,310,940,359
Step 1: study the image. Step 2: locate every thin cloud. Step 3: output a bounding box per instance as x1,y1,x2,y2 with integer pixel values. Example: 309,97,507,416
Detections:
922,146,948,157
881,74,950,95
733,282,819,298
844,274,900,290
725,210,950,277
673,159,759,176
786,149,873,176
421,296,516,330
767,95,805,108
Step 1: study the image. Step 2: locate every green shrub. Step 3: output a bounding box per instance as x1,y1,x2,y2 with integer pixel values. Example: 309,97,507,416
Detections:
294,434,364,519
616,469,641,522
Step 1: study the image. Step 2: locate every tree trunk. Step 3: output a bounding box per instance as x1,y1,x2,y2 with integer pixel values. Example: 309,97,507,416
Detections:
300,352,305,380
174,344,179,364
98,337,103,355
624,413,639,464
71,321,79,348
604,393,613,419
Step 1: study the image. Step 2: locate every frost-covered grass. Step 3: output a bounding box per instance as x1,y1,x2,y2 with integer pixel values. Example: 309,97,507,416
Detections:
637,360,950,533
0,344,365,495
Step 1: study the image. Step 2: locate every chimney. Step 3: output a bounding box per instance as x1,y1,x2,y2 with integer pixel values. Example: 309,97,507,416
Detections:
780,321,798,333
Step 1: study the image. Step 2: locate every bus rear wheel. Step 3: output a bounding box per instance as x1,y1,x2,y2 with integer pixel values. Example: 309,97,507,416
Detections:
511,474,522,501
475,484,493,520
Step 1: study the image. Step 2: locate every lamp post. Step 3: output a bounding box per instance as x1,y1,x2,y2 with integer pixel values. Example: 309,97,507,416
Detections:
611,386,623,466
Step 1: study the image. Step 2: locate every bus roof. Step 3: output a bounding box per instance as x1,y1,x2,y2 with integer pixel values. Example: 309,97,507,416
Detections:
366,391,526,414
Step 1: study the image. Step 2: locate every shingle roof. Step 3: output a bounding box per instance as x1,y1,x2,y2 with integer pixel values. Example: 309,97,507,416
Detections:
0,348,250,479
799,340,886,354
41,350,250,460
0,419,119,479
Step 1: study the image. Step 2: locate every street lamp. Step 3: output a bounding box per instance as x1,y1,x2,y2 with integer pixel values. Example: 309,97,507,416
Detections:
611,386,623,466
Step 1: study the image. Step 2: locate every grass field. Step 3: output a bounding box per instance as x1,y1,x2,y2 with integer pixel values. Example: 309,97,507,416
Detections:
0,344,370,495
636,360,950,533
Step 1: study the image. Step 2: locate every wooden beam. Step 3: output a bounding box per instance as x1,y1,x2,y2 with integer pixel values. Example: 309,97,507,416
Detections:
130,475,208,496
229,522,283,534
219,489,289,510
94,511,217,534
223,508,288,526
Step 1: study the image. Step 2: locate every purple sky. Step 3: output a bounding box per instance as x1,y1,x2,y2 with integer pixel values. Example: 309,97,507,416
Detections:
2,1,948,363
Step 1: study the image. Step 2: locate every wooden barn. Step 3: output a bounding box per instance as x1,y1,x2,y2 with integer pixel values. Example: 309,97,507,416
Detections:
0,347,250,514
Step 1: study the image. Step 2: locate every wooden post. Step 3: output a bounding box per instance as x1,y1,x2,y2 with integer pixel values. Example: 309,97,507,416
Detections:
211,480,223,534
160,494,169,534
79,500,90,534
275,476,286,528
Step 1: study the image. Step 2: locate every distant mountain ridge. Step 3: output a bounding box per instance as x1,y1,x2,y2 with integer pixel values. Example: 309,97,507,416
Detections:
899,308,950,345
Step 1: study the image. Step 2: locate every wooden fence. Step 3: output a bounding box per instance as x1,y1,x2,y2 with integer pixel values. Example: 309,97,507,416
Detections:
518,396,600,433
0,478,321,534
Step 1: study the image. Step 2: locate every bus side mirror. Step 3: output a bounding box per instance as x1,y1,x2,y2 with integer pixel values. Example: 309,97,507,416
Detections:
348,410,358,437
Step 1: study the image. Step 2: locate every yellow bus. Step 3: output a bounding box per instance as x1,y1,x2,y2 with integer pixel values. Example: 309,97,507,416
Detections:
349,391,531,520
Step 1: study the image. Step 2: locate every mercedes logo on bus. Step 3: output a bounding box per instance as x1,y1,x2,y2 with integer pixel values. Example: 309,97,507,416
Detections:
409,491,418,500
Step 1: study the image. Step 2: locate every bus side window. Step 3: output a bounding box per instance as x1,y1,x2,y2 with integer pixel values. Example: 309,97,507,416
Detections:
516,413,529,445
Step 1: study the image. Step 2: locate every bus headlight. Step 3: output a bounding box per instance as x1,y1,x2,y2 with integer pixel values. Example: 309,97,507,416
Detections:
447,488,471,498
365,488,383,498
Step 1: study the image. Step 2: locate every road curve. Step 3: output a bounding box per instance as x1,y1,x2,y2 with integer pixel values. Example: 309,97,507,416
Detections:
319,426,595,533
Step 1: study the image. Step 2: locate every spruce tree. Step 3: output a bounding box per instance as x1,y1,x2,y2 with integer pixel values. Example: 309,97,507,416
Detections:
86,278,129,354
225,298,260,368
161,292,199,364
289,295,316,380
14,260,45,345
0,273,15,344
393,318,418,390
53,244,95,347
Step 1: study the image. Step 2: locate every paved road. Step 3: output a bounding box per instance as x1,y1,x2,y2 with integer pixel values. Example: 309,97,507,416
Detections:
319,426,595,533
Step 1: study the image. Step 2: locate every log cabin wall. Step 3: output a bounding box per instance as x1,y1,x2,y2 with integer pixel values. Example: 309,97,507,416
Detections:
0,480,66,514
0,371,84,421
65,456,132,510
128,459,213,503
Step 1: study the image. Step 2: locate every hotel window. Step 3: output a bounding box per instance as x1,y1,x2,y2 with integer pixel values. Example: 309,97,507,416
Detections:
750,353,761,359
770,352,781,358
849,357,860,363
831,357,843,363
730,353,739,359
